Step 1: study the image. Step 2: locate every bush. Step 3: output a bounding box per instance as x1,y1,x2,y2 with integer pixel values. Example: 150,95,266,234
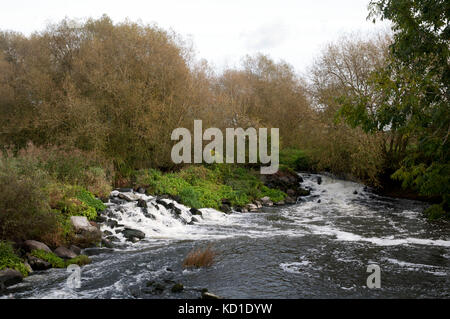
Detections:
65,255,91,267
30,250,66,268
0,157,63,244
279,148,312,171
423,204,449,221
182,245,216,268
0,241,29,277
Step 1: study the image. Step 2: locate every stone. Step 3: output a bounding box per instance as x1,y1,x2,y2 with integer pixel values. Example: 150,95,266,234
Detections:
317,176,322,185
27,255,51,271
246,204,259,212
275,200,285,206
285,196,297,204
69,245,82,255
189,208,202,216
24,240,52,253
137,199,147,208
70,216,98,233
137,187,146,194
201,291,222,299
118,192,141,202
0,269,23,287
171,283,184,293
121,228,145,240
54,246,77,259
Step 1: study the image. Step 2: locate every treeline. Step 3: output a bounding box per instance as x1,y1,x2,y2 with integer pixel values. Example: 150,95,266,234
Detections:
0,0,448,218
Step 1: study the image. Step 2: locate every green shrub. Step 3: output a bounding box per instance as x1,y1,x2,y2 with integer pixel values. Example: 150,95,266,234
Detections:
75,187,106,212
423,204,449,221
30,249,66,268
0,241,29,277
279,148,311,171
65,255,91,267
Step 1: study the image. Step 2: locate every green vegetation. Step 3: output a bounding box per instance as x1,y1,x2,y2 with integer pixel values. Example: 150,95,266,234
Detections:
135,165,286,209
30,250,66,268
30,249,91,268
0,241,29,277
279,148,312,172
65,255,92,267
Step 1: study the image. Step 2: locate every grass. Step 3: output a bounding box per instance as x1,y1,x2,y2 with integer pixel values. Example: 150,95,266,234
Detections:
0,241,29,277
134,165,287,210
30,249,91,268
182,245,216,268
279,148,312,172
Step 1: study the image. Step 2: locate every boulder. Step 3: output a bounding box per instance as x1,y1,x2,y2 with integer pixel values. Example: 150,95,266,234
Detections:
26,255,51,271
0,269,23,288
121,228,145,240
70,216,98,234
285,196,297,204
246,204,259,212
220,204,232,214
24,240,52,253
275,200,285,206
137,187,146,194
317,176,322,185
189,208,202,216
201,291,222,299
69,245,82,255
171,283,184,293
137,199,147,208
254,201,263,209
54,246,77,259
70,216,102,248
118,192,140,202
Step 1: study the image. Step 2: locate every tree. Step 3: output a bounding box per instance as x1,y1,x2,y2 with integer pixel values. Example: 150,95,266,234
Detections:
340,0,449,217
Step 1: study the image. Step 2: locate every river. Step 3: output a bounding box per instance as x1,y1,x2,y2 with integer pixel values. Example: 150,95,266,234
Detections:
5,174,450,298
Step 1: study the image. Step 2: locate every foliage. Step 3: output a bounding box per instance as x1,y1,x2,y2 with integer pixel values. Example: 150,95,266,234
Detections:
336,0,449,216
0,241,29,277
30,249,66,268
279,148,312,171
65,255,91,267
134,165,286,209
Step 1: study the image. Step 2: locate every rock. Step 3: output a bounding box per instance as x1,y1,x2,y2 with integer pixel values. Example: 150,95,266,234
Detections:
101,238,115,248
110,190,120,197
0,269,23,288
246,204,259,212
260,196,274,206
220,204,232,214
54,246,77,259
317,199,321,203
95,215,107,223
116,188,133,193
137,199,147,208
191,216,201,223
27,255,51,271
285,196,297,204
275,200,285,206
353,190,358,195
23,240,51,253
202,291,222,299
190,208,202,216
70,216,102,247
137,187,146,194
106,235,120,242
254,201,263,209
118,192,140,202
70,216,98,233
317,176,322,185
121,228,145,240
106,219,119,228
286,189,296,196
69,245,82,255
89,221,100,229
171,283,184,293
103,230,113,236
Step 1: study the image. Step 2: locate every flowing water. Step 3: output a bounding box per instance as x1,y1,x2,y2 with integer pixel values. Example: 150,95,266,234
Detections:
4,174,450,298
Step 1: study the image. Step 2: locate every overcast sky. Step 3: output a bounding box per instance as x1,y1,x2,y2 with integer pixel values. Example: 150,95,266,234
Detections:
0,0,390,73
